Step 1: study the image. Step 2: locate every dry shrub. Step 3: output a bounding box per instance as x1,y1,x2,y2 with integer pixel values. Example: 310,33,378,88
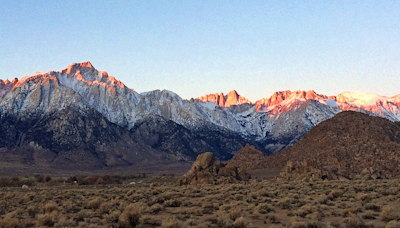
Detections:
364,203,381,212
257,188,269,197
0,214,21,228
229,207,242,221
317,194,328,204
202,202,218,214
278,197,298,209
216,211,233,227
99,202,113,214
55,217,76,227
36,214,56,227
257,203,275,214
139,215,162,226
27,206,39,218
118,203,143,227
184,219,198,226
295,204,313,218
232,217,248,228
343,216,367,228
361,210,376,220
328,190,343,200
149,203,163,214
356,193,369,202
381,206,400,222
341,208,357,217
161,217,183,228
44,202,58,213
105,210,120,223
164,199,181,207
86,197,101,209
291,221,325,228
76,210,89,222
385,220,400,228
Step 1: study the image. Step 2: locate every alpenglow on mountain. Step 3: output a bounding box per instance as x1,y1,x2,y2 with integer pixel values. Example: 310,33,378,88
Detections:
1,62,400,169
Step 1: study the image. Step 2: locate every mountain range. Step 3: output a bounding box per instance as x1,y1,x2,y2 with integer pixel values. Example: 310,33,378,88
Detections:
1,62,399,169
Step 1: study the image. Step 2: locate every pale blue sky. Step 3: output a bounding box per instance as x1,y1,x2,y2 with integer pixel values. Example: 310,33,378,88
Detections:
1,0,399,101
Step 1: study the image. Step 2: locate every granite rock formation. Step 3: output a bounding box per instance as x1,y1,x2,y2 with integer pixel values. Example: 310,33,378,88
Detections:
178,152,250,185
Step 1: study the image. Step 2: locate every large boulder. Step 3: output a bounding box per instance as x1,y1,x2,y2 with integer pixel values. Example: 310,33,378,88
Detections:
178,152,250,185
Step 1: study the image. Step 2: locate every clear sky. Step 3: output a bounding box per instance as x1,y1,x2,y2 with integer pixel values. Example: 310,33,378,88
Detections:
1,0,399,101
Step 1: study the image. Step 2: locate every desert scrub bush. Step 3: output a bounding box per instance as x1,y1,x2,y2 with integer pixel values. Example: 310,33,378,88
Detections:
118,203,143,227
86,197,101,209
139,215,162,226
356,193,370,202
229,207,243,221
128,193,144,202
215,211,233,227
381,205,400,222
364,203,381,212
295,204,313,218
0,212,22,228
36,213,57,227
149,203,163,214
161,217,183,228
232,217,249,228
184,219,198,227
257,188,269,197
341,207,357,217
27,205,39,218
99,202,113,214
43,202,58,213
361,210,376,220
278,196,304,209
328,189,344,200
289,221,325,228
316,194,329,204
202,202,218,214
164,199,181,207
343,216,367,228
55,217,76,227
385,220,400,228
257,203,275,214
105,210,120,223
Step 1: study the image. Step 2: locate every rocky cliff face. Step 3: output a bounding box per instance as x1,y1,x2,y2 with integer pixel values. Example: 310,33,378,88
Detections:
0,78,18,100
197,90,252,107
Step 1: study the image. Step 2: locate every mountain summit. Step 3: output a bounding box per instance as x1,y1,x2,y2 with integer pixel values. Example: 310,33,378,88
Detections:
197,90,252,107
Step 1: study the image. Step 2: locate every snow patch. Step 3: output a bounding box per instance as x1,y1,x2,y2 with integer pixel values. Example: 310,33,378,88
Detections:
338,92,388,106
324,99,339,107
200,101,217,110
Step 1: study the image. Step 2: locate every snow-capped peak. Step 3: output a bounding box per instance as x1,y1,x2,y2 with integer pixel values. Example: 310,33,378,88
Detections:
337,92,389,107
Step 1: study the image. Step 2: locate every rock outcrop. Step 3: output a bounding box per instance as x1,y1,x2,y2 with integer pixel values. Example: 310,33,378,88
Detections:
226,144,268,171
178,152,250,185
276,160,349,182
0,78,18,100
197,90,252,107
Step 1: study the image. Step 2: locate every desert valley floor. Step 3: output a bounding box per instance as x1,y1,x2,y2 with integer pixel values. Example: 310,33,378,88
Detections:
0,169,399,228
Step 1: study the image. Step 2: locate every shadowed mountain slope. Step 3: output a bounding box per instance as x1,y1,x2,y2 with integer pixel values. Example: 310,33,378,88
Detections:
263,111,400,179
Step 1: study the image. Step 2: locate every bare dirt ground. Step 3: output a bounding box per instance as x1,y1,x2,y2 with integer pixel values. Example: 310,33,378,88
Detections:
0,175,399,228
